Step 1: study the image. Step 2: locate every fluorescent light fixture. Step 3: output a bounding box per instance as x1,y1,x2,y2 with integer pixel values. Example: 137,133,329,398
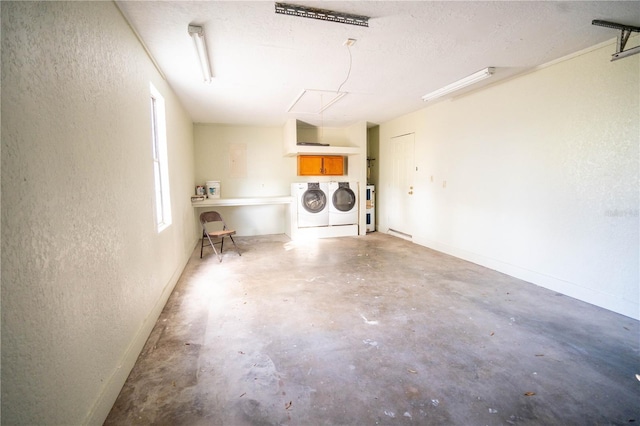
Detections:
422,67,495,102
188,25,213,83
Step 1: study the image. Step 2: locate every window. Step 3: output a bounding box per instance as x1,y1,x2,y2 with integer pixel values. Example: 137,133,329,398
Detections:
150,83,171,231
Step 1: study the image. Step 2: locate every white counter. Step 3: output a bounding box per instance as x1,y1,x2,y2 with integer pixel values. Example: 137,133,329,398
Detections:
191,196,293,207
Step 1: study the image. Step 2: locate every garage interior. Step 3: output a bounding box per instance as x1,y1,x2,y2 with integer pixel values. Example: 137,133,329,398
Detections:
2,1,638,425
104,234,639,425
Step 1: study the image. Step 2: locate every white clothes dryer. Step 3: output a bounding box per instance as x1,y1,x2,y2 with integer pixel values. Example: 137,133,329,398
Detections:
291,182,329,228
328,181,358,226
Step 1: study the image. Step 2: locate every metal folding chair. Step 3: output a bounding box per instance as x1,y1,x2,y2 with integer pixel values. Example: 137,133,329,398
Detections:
199,211,241,262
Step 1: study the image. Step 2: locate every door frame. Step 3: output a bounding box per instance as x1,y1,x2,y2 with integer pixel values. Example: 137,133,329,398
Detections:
387,132,415,240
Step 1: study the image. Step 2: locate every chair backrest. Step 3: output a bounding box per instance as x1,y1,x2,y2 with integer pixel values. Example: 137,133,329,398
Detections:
200,211,229,231
200,211,224,225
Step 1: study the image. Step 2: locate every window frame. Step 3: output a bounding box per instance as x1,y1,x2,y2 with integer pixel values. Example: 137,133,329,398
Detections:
150,83,172,232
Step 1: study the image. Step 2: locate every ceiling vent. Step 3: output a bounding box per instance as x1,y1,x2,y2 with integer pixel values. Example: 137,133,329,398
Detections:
275,2,369,27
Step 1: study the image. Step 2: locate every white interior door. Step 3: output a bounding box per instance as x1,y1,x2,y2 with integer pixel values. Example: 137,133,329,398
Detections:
388,133,415,238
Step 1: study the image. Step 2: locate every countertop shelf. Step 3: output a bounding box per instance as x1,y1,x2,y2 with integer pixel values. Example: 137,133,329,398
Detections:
191,196,293,207
285,145,361,156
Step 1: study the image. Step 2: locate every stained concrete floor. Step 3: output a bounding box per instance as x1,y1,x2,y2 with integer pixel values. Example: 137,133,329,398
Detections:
105,233,639,425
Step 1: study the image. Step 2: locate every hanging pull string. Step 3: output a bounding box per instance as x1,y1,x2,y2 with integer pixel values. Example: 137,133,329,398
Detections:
320,92,324,141
337,44,353,93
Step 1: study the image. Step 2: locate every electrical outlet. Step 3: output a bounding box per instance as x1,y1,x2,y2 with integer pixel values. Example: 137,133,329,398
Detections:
442,180,447,189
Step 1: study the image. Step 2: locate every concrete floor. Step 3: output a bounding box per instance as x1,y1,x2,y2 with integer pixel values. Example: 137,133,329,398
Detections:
105,233,639,425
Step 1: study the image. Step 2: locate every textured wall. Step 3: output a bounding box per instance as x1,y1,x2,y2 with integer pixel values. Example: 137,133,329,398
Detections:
194,124,295,236
1,2,195,424
379,41,639,319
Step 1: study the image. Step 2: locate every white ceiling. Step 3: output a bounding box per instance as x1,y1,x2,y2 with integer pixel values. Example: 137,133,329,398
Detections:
116,1,640,128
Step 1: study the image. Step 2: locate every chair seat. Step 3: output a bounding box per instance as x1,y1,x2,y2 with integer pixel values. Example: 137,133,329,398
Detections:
206,229,236,238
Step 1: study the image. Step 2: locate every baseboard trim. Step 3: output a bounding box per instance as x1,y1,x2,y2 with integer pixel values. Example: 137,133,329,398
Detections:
414,237,639,321
388,228,412,241
84,237,198,425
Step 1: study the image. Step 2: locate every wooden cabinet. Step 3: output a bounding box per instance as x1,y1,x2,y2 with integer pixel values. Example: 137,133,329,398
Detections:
298,155,344,176
298,156,323,175
322,156,344,175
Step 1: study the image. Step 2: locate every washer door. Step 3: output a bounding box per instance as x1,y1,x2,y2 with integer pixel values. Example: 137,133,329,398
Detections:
302,187,327,213
332,185,356,212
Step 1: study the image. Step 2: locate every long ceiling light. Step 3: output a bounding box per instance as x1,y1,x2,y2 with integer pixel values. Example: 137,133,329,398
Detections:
188,25,213,83
422,67,495,102
275,2,369,27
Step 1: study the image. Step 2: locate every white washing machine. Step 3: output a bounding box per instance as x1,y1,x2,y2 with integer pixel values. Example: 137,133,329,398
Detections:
328,181,358,226
291,182,329,228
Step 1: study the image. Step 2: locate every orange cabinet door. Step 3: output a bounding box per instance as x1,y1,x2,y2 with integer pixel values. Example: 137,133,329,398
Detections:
298,156,324,176
298,155,345,176
322,156,344,175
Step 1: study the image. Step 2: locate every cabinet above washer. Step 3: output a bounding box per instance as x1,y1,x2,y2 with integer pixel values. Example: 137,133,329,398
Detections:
298,155,345,176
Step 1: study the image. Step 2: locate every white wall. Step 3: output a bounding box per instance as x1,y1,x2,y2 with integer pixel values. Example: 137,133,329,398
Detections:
379,41,639,319
1,2,196,424
194,122,368,236
194,124,296,235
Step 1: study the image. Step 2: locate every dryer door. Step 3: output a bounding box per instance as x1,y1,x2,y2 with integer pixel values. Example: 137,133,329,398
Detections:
332,184,356,212
302,184,327,213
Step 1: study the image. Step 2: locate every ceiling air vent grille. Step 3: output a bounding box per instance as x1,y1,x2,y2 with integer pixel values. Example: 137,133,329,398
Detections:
275,2,369,27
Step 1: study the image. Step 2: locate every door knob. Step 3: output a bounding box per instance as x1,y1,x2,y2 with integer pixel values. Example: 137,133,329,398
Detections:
408,191,413,195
